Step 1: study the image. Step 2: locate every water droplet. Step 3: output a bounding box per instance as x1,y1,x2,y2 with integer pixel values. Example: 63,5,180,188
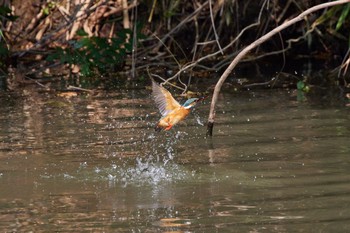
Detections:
94,167,101,173
63,173,74,179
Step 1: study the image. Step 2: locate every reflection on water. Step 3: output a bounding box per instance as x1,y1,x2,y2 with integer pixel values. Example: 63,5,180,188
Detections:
0,88,349,232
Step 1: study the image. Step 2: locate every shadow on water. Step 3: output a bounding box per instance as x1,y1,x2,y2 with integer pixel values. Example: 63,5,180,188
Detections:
0,86,349,232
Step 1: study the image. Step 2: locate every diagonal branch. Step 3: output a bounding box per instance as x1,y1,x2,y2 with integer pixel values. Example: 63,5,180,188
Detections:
206,0,350,137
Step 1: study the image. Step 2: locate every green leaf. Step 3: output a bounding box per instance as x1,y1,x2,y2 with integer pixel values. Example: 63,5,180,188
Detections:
336,3,350,31
94,37,108,49
75,38,91,49
303,85,310,93
313,6,339,27
80,63,91,76
297,81,305,90
0,29,4,40
0,43,9,56
124,42,133,51
297,80,310,93
43,7,49,15
0,6,18,21
76,29,88,36
0,6,11,15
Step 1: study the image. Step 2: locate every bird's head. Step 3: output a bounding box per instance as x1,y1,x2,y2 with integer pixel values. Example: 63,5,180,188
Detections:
182,97,205,109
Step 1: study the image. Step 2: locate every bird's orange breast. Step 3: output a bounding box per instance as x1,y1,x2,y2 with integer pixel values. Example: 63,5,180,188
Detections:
157,107,190,130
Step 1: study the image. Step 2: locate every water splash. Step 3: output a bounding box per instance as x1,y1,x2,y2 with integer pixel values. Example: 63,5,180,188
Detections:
195,115,204,126
64,156,190,188
118,158,190,186
47,125,195,187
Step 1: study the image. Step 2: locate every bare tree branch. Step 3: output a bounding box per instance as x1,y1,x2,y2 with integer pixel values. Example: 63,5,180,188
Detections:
162,0,269,85
206,0,350,137
209,0,223,54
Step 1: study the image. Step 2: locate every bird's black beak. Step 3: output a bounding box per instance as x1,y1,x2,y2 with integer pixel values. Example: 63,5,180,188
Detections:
195,96,207,103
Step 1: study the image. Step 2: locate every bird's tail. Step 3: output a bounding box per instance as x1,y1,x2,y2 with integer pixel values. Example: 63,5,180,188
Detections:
155,124,162,132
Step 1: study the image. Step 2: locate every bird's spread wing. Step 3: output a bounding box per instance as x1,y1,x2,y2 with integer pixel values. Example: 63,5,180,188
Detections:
152,80,181,116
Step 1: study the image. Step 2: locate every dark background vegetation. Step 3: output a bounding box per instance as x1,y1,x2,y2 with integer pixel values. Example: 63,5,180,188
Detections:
0,0,349,91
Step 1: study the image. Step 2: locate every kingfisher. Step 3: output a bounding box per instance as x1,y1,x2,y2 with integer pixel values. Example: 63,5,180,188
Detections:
152,79,205,132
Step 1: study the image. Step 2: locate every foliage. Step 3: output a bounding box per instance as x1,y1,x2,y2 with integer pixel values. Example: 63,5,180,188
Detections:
0,5,17,71
1,0,350,87
313,3,350,35
297,80,310,93
311,3,350,80
0,5,18,21
335,3,350,31
0,31,8,57
47,29,134,76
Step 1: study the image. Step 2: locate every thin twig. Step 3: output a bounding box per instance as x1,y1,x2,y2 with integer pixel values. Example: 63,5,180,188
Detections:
207,0,350,136
165,19,261,84
25,76,50,89
67,85,93,92
163,0,269,84
131,0,137,79
151,1,209,52
209,0,223,54
146,66,185,91
338,47,350,78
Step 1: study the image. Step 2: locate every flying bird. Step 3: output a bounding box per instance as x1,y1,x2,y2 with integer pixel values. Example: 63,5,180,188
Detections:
152,79,204,131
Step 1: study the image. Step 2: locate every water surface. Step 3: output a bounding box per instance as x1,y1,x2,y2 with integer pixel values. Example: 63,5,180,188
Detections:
0,87,349,232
